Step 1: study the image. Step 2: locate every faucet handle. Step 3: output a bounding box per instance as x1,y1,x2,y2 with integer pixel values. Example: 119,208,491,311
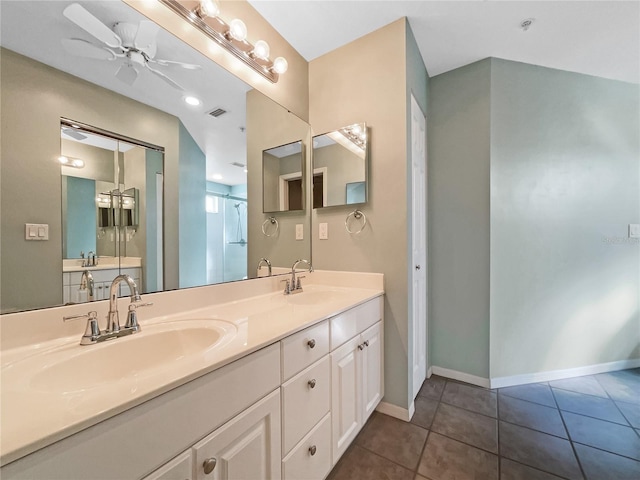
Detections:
296,275,306,290
63,311,101,344
280,278,291,294
125,302,152,330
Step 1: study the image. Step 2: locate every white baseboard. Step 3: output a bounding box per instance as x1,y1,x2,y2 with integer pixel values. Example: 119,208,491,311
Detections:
376,401,413,422
490,358,640,389
431,366,491,388
427,366,433,378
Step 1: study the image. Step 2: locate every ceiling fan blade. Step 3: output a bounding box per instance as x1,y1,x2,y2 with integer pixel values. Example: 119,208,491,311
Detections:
61,38,115,60
146,65,184,91
63,3,122,49
154,59,202,70
115,64,139,86
134,21,160,51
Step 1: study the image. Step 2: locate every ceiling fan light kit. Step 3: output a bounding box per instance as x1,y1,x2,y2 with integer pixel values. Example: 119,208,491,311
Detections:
158,0,288,83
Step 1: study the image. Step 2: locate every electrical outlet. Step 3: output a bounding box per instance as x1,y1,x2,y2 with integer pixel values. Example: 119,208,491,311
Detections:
630,224,640,238
319,223,328,240
295,224,304,240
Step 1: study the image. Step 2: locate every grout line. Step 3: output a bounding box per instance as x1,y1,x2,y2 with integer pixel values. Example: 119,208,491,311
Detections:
570,439,640,463
551,388,588,480
498,390,559,410
415,429,431,476
500,456,573,480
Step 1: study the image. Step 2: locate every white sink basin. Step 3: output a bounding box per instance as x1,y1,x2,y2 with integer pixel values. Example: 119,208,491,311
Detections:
3,319,237,394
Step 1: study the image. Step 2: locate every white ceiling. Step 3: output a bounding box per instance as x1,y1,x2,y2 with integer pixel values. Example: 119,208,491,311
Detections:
249,0,640,84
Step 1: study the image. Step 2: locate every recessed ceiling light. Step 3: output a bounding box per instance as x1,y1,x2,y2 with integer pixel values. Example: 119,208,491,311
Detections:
184,96,201,106
212,174,223,180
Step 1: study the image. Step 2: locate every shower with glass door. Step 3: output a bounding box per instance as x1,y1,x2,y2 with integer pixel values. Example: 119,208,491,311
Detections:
206,193,248,284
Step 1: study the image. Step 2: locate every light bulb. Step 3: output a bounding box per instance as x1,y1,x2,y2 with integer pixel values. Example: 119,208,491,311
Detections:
197,0,219,18
228,19,247,42
252,40,270,60
272,56,288,74
184,96,201,106
58,156,69,164
72,159,85,168
351,124,362,136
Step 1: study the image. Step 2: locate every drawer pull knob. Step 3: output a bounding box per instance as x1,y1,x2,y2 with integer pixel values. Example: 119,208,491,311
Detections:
307,339,316,349
203,458,217,475
308,379,317,389
309,445,317,456
364,340,370,347
358,343,364,350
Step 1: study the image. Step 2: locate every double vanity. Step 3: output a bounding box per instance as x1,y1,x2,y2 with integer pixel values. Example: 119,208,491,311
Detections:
0,270,384,479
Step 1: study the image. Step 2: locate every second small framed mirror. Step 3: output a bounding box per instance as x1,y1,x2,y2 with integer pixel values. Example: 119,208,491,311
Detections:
312,123,368,208
262,140,305,213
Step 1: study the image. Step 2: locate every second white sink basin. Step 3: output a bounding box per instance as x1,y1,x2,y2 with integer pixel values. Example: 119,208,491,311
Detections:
4,319,237,394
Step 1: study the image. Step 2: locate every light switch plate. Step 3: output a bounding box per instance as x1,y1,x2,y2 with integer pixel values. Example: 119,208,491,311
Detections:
25,223,49,241
630,224,640,238
319,223,328,240
295,224,304,240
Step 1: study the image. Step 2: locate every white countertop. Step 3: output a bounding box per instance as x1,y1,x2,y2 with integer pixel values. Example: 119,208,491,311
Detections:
0,276,383,466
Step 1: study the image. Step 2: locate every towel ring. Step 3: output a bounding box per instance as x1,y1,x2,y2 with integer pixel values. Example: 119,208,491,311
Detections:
261,217,279,237
345,209,367,235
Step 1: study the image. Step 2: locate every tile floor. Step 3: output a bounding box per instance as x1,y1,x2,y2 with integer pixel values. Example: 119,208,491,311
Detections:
326,368,640,480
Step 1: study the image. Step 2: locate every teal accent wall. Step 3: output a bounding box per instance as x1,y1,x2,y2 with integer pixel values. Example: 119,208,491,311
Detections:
64,176,97,259
178,122,206,288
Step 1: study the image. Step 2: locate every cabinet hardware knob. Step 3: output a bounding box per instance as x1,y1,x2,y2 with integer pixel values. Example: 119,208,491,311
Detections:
308,379,316,389
307,339,316,349
203,458,217,474
358,344,364,350
309,445,317,456
364,340,370,347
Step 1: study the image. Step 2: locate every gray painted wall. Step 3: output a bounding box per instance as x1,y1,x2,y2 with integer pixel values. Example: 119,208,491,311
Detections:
63,176,96,259
489,59,640,378
178,122,207,289
428,59,492,378
429,57,639,381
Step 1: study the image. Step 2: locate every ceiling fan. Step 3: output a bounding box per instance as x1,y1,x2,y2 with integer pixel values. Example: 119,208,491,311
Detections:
61,3,201,91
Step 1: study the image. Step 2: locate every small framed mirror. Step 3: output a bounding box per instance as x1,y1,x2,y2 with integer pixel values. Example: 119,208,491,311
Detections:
312,122,368,208
262,140,305,213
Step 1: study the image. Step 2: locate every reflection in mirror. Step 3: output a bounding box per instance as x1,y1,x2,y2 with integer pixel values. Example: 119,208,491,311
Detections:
262,140,304,213
0,0,311,314
312,123,368,208
60,122,164,304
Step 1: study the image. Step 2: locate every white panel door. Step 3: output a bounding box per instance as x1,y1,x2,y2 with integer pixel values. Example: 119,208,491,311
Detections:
331,336,361,464
411,94,428,400
193,390,281,480
142,451,192,480
361,322,383,421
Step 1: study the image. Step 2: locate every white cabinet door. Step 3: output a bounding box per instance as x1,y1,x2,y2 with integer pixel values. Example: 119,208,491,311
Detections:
361,322,383,422
143,451,192,480
330,336,361,464
193,390,281,480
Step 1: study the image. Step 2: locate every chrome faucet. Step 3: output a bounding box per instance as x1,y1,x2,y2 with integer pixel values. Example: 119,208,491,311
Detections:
288,259,313,294
79,270,94,302
107,274,142,333
257,257,272,276
64,274,151,345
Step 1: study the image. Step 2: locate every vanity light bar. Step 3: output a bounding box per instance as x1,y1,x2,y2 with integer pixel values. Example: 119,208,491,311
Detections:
158,0,285,84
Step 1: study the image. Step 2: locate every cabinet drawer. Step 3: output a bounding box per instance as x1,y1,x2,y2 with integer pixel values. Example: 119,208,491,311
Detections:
331,297,382,349
281,320,329,381
283,413,332,480
282,355,330,455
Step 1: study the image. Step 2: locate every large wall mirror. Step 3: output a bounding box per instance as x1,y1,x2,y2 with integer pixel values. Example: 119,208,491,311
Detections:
0,0,311,313
312,123,368,208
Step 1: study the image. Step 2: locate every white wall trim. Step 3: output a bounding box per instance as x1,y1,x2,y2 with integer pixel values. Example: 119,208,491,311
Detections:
427,366,433,378
376,401,413,422
490,358,640,389
431,366,491,388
